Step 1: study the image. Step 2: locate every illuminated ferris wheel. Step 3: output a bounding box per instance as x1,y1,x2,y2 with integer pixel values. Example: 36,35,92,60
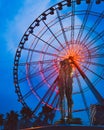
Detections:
13,0,104,125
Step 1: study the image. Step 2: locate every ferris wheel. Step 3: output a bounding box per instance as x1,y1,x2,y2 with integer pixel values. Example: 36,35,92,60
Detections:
13,0,104,125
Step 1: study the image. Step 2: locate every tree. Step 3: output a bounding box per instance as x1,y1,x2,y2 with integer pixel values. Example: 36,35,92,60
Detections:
5,111,18,130
0,114,3,130
20,107,33,128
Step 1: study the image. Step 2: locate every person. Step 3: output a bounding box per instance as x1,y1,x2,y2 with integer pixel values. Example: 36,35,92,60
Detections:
58,58,73,121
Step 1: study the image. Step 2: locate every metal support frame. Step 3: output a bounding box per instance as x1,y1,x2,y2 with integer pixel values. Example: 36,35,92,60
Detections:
69,57,104,106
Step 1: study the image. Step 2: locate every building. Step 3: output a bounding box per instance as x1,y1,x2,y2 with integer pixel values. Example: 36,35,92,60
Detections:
90,104,104,125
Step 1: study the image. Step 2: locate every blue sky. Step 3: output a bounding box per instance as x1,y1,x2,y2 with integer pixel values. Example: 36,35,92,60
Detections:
0,1,104,125
0,0,62,114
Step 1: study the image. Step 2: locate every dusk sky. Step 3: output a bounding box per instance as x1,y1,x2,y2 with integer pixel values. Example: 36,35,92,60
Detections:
0,0,62,114
0,1,104,125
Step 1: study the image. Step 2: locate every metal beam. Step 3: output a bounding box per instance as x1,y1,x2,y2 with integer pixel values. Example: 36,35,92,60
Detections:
69,57,104,105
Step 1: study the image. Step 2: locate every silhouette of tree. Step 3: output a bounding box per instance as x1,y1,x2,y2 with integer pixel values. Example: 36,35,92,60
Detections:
20,107,32,128
0,114,3,130
5,111,18,130
4,113,9,130
20,107,32,119
33,105,55,127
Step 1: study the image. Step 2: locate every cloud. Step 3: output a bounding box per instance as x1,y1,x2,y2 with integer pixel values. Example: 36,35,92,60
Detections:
4,0,51,54
4,0,82,55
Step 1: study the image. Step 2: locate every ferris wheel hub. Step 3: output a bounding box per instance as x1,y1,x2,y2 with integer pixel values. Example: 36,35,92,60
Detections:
59,41,91,74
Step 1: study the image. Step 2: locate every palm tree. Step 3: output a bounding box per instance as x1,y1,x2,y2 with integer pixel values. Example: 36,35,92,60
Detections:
0,114,3,130
5,111,18,130
20,107,32,128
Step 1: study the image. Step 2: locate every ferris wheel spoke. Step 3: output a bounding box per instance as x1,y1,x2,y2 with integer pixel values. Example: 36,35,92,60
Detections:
75,72,89,119
81,61,104,68
70,57,104,105
42,20,65,49
81,10,104,44
82,65,104,80
86,30,104,48
31,33,60,52
45,81,58,104
90,53,104,59
19,59,56,66
51,92,59,108
83,53,104,59
32,85,55,115
56,9,68,48
34,70,58,91
71,0,75,41
44,85,56,104
32,76,58,114
23,47,59,57
53,96,60,109
88,42,104,54
23,69,58,100
18,64,56,83
72,108,89,113
76,1,93,43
